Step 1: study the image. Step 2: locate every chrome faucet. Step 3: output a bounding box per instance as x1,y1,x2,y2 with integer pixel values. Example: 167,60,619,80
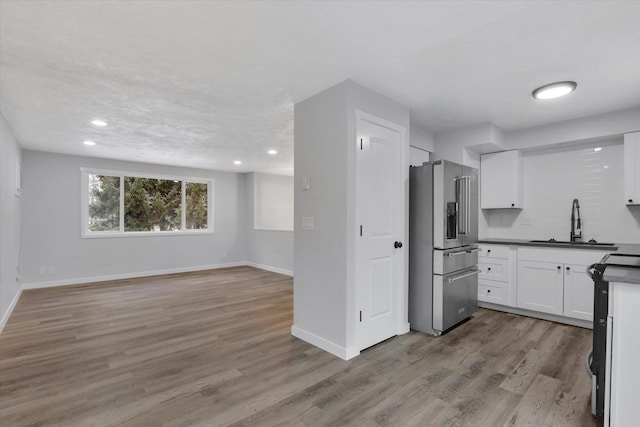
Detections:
570,198,582,242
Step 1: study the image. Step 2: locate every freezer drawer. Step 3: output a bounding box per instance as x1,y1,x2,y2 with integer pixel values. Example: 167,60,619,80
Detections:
433,246,479,275
433,268,479,333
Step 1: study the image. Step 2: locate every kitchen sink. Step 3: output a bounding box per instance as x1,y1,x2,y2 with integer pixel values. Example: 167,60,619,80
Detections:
529,239,616,246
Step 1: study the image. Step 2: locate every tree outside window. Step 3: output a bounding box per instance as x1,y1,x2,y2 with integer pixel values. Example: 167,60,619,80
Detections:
86,172,211,235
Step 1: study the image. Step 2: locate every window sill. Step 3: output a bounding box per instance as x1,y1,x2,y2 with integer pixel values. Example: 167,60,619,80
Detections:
82,230,214,239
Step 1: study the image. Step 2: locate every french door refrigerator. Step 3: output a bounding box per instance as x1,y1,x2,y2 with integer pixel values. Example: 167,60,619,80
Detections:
409,160,479,335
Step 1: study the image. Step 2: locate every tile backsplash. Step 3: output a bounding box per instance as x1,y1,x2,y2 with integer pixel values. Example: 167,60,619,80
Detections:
480,138,640,244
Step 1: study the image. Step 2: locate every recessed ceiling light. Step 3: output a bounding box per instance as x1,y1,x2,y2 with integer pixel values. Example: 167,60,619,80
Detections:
268,149,278,155
91,119,107,127
532,81,577,100
604,165,609,169
233,160,242,165
594,147,602,152
83,140,96,146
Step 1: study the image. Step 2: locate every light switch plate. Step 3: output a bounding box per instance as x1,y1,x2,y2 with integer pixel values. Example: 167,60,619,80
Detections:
301,216,314,230
302,177,311,190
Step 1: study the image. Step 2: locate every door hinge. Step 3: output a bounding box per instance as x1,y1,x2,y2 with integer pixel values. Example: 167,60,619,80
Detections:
360,138,363,150
359,311,362,322
360,225,363,236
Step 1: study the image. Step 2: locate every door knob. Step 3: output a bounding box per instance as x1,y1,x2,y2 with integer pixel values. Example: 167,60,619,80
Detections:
394,241,403,249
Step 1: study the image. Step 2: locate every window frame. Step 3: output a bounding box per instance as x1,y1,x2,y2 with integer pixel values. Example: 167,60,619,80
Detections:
81,168,214,238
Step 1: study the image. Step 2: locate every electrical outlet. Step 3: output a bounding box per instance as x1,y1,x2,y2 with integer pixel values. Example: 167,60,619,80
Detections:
39,266,46,275
47,266,55,275
302,177,311,190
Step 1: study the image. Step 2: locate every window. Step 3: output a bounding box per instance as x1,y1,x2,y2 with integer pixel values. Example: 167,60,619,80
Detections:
82,169,212,237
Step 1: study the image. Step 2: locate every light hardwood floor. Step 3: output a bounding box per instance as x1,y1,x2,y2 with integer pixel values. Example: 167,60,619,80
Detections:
0,267,601,426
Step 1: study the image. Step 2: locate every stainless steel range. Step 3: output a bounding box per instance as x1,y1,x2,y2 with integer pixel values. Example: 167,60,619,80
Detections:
409,160,479,336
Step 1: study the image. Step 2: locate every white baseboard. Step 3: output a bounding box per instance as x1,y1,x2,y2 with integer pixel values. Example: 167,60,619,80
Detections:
246,262,293,277
0,287,23,334
20,262,247,290
291,325,359,360
399,321,411,335
478,302,593,329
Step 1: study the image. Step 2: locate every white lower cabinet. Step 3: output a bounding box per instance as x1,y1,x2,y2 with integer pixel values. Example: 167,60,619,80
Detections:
480,244,608,325
516,247,608,323
517,260,595,319
517,260,564,315
477,244,516,306
563,263,594,321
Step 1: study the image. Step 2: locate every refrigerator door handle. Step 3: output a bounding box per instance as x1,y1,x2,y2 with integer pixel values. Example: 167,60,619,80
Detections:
456,176,471,235
455,177,465,235
466,176,471,235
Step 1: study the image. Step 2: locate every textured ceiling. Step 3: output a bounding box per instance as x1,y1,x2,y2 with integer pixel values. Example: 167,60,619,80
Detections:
1,1,639,174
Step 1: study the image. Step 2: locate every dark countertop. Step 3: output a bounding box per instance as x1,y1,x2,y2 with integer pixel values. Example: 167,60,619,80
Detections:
603,267,640,285
477,238,618,251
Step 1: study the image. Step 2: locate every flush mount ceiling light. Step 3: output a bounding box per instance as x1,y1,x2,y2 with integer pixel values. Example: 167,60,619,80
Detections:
91,119,107,127
83,140,96,146
267,149,278,155
532,81,577,100
594,147,602,152
233,160,242,165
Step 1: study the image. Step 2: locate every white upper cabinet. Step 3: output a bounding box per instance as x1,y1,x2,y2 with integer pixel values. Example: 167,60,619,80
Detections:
480,150,523,209
624,132,640,205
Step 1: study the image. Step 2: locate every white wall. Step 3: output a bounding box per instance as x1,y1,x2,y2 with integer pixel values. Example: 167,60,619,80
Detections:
432,122,505,168
431,107,640,244
0,111,22,328
506,107,640,150
245,173,293,275
294,81,350,355
410,123,434,152
293,79,410,359
482,139,640,244
20,151,247,285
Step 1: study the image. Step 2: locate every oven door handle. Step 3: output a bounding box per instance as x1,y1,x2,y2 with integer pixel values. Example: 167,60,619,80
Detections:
585,350,593,378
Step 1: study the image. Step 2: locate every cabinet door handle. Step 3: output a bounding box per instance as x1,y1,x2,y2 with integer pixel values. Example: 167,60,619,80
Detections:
557,266,561,270
487,267,492,271
566,266,570,271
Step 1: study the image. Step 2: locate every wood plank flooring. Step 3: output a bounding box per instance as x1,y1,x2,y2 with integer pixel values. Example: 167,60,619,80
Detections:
0,266,602,426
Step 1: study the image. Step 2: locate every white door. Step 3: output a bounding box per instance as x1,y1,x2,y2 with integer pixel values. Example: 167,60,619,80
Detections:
516,260,564,315
355,111,406,351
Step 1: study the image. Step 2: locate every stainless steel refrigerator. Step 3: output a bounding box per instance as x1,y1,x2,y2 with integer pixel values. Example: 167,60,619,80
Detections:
409,160,479,335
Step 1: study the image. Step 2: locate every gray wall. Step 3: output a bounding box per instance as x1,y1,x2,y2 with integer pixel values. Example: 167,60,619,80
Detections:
294,81,350,350
293,80,410,358
245,172,294,275
0,111,22,327
20,151,247,284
